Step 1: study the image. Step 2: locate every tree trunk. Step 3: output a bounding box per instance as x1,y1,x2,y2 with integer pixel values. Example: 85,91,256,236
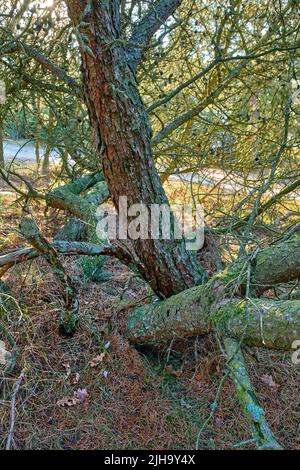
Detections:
42,110,54,180
66,0,204,298
33,97,41,169
126,268,300,351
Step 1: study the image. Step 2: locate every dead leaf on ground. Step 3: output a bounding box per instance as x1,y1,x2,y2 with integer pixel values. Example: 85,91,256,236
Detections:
63,362,71,380
89,353,106,368
73,388,89,402
261,374,279,388
70,372,80,384
56,388,89,407
0,340,11,366
57,396,79,407
164,364,183,377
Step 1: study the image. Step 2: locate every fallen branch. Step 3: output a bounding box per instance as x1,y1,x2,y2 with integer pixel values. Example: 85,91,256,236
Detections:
223,337,283,450
5,368,26,451
0,241,116,272
19,216,80,335
126,273,300,350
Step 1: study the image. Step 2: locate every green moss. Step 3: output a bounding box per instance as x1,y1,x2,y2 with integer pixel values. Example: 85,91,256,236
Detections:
78,255,111,283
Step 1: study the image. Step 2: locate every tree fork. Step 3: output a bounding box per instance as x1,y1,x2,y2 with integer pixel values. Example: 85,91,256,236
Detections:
66,0,205,298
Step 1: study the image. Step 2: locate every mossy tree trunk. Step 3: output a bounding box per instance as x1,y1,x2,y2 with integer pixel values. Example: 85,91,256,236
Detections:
125,236,300,349
66,0,204,298
61,2,299,448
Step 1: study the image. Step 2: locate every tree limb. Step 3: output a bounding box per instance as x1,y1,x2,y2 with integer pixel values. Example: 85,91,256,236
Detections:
0,241,117,273
0,41,82,95
127,0,183,70
223,337,283,450
19,216,79,334
126,272,300,350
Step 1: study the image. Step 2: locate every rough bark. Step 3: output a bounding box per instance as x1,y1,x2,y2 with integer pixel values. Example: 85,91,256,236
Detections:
124,234,300,348
251,236,300,288
126,269,300,351
0,122,4,168
65,0,205,298
127,0,183,70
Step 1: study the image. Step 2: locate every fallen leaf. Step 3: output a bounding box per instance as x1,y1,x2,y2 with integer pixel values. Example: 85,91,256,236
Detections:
57,396,78,407
164,364,182,377
63,362,71,380
215,416,224,427
89,353,106,368
57,388,89,407
0,340,11,366
73,388,89,402
70,373,80,384
261,374,278,388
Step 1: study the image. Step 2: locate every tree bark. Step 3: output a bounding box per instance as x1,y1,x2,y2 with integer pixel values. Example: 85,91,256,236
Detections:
66,0,204,298
125,236,300,350
126,271,300,351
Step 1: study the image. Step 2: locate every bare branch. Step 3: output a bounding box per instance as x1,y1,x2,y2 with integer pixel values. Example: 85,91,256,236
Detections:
5,369,26,451
1,41,82,95
127,0,183,70
0,241,117,273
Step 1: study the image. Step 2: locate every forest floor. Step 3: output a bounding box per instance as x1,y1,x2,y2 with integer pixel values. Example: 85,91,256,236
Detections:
0,190,300,450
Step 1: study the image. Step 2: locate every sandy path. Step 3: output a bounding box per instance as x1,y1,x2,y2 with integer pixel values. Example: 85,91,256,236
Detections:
3,139,59,164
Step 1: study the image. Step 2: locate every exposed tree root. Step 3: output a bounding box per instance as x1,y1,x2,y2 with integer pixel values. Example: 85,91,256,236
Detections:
223,337,283,450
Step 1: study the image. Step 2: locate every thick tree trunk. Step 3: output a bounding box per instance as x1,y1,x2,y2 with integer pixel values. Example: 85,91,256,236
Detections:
126,269,300,350
125,236,300,349
66,0,204,298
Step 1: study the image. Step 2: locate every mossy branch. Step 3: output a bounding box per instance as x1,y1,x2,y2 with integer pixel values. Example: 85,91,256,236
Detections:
223,337,283,450
19,216,79,335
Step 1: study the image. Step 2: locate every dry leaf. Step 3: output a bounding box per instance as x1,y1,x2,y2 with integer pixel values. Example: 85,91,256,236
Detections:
215,416,224,427
63,362,71,380
70,372,80,384
73,388,89,402
261,374,278,388
57,388,89,407
0,340,11,366
89,353,106,368
164,364,182,377
57,396,79,407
